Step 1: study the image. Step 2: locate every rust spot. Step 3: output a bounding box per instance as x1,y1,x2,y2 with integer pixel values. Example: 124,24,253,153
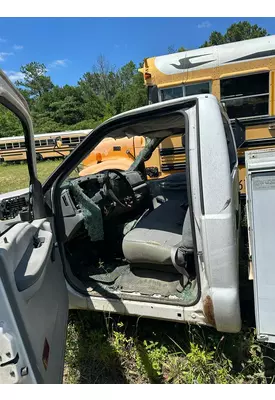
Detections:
203,295,216,327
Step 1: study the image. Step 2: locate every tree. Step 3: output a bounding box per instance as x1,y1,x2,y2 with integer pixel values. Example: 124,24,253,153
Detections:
224,21,268,43
0,105,23,137
15,62,54,99
177,46,186,53
201,21,268,47
201,31,225,47
167,45,186,54
167,45,176,54
32,85,88,132
112,61,147,114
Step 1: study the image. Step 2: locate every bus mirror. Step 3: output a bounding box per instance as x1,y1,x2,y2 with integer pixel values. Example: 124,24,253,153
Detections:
148,85,159,104
233,119,245,149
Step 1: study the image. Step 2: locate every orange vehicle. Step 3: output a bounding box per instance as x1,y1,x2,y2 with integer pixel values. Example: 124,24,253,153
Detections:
80,135,184,179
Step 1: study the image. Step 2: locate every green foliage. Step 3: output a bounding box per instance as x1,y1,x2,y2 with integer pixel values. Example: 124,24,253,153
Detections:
15,61,54,99
63,311,275,384
0,57,147,137
201,20,268,47
177,46,186,52
0,105,23,137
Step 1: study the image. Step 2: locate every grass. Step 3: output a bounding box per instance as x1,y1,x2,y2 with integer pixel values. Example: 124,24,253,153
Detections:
0,159,62,193
1,160,275,384
64,311,275,384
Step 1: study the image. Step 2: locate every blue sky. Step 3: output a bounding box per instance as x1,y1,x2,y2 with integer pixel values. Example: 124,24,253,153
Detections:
0,17,274,86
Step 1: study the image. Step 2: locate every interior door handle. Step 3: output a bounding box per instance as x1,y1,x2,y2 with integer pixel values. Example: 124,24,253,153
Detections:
14,229,53,293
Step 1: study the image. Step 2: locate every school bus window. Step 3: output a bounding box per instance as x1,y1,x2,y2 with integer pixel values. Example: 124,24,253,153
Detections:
160,82,211,101
12,142,20,148
40,140,47,146
19,142,25,148
160,86,183,101
6,143,12,149
62,137,70,144
0,144,6,150
71,137,80,143
185,82,210,96
221,72,269,119
35,140,40,146
48,139,54,145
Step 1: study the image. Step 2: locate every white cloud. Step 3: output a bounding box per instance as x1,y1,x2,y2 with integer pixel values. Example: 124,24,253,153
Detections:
197,21,212,29
0,52,13,61
13,44,23,50
48,59,69,69
3,70,24,82
0,37,7,43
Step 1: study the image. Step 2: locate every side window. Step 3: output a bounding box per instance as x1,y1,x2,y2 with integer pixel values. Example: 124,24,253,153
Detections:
185,81,210,96
160,81,211,101
223,117,237,173
160,86,183,101
220,72,269,119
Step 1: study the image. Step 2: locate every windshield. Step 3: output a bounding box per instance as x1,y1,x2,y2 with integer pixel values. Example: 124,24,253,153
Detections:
129,136,164,171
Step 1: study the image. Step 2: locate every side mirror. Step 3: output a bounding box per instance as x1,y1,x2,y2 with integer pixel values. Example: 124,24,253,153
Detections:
148,85,159,104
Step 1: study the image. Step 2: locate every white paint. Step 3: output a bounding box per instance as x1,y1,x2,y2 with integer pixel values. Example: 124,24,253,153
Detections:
154,35,275,75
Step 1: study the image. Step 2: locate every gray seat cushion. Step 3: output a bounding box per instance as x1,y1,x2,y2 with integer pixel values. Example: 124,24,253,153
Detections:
122,200,187,265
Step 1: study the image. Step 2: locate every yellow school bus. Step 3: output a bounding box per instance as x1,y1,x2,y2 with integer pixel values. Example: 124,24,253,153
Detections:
0,129,91,162
138,35,275,194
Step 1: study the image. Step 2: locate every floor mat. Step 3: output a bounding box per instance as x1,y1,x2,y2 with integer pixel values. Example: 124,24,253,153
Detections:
114,268,181,297
76,260,129,284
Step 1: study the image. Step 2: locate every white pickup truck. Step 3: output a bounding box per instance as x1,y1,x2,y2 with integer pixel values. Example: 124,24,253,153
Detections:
0,68,270,384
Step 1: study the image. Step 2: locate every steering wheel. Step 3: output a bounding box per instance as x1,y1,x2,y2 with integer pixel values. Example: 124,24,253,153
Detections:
103,169,137,209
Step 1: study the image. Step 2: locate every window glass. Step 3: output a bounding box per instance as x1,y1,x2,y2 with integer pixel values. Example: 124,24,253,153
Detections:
160,86,183,101
221,73,269,119
185,82,210,96
71,137,80,143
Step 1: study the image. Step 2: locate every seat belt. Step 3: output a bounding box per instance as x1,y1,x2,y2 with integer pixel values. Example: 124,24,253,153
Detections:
171,244,190,278
171,204,193,292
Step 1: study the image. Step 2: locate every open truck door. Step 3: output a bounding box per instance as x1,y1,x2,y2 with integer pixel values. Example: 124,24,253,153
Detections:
0,70,68,384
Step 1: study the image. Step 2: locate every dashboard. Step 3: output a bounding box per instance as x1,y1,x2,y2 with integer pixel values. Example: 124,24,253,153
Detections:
60,170,150,240
0,170,150,240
